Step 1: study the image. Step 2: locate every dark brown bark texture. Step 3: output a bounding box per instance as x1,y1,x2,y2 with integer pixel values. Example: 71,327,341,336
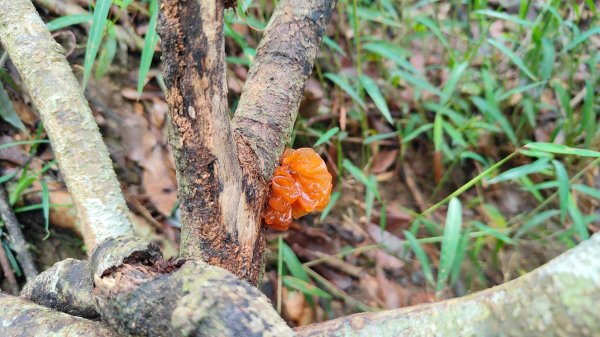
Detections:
157,0,335,285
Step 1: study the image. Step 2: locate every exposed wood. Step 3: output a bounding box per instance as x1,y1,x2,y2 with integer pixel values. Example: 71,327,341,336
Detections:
0,0,134,252
296,232,600,337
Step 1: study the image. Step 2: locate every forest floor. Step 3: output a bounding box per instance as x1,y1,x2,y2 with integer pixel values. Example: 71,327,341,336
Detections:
0,0,598,328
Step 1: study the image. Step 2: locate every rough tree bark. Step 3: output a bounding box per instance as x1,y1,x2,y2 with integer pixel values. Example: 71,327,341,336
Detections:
158,0,336,284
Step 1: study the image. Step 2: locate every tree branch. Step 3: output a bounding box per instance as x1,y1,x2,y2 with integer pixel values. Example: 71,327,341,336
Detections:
296,232,600,337
232,0,336,181
0,185,38,280
157,0,258,281
0,0,134,252
0,293,118,336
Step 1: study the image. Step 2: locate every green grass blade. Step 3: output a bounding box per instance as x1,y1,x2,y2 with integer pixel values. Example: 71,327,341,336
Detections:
582,80,596,147
391,69,442,96
440,62,468,105
0,81,25,131
323,36,346,56
364,132,398,144
415,16,455,61
499,81,547,101
343,159,380,200
540,39,555,80
471,96,518,145
573,184,600,199
359,75,392,124
436,197,462,293
137,0,160,96
567,193,589,240
324,73,366,109
472,9,534,27
283,276,332,299
363,42,414,71
47,13,93,31
487,158,551,184
40,180,51,240
95,24,117,80
314,127,340,147
281,241,309,281
562,26,600,53
552,160,569,223
319,191,340,221
401,124,433,144
487,38,537,81
83,0,113,88
404,230,434,286
471,220,514,244
515,210,560,238
524,142,600,157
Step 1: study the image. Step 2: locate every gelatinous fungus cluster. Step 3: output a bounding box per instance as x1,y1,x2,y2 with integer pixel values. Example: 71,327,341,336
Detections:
263,148,332,230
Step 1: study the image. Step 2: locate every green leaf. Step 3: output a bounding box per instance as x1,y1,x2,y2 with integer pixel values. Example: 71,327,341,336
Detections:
436,197,462,293
314,127,340,147
449,231,470,286
524,142,600,157
404,230,434,286
95,24,117,80
47,13,93,31
562,26,600,53
324,73,366,109
552,160,569,223
283,276,332,299
40,180,51,240
487,39,537,81
567,194,589,240
281,242,309,281
471,220,514,244
3,241,22,277
0,81,25,131
83,0,113,88
472,9,534,27
487,158,551,184
440,62,468,105
137,0,160,96
319,191,340,221
359,75,392,124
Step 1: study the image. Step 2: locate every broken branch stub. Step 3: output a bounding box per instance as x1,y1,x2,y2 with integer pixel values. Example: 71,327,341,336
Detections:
90,236,295,337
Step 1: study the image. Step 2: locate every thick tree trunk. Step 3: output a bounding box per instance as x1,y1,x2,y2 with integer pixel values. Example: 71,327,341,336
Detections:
157,0,336,285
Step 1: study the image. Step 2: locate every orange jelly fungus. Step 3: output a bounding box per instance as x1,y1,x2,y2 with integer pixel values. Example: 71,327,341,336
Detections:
263,148,332,230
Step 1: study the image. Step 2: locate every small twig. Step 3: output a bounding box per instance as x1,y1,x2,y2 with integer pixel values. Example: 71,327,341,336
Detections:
0,185,38,281
0,239,19,295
